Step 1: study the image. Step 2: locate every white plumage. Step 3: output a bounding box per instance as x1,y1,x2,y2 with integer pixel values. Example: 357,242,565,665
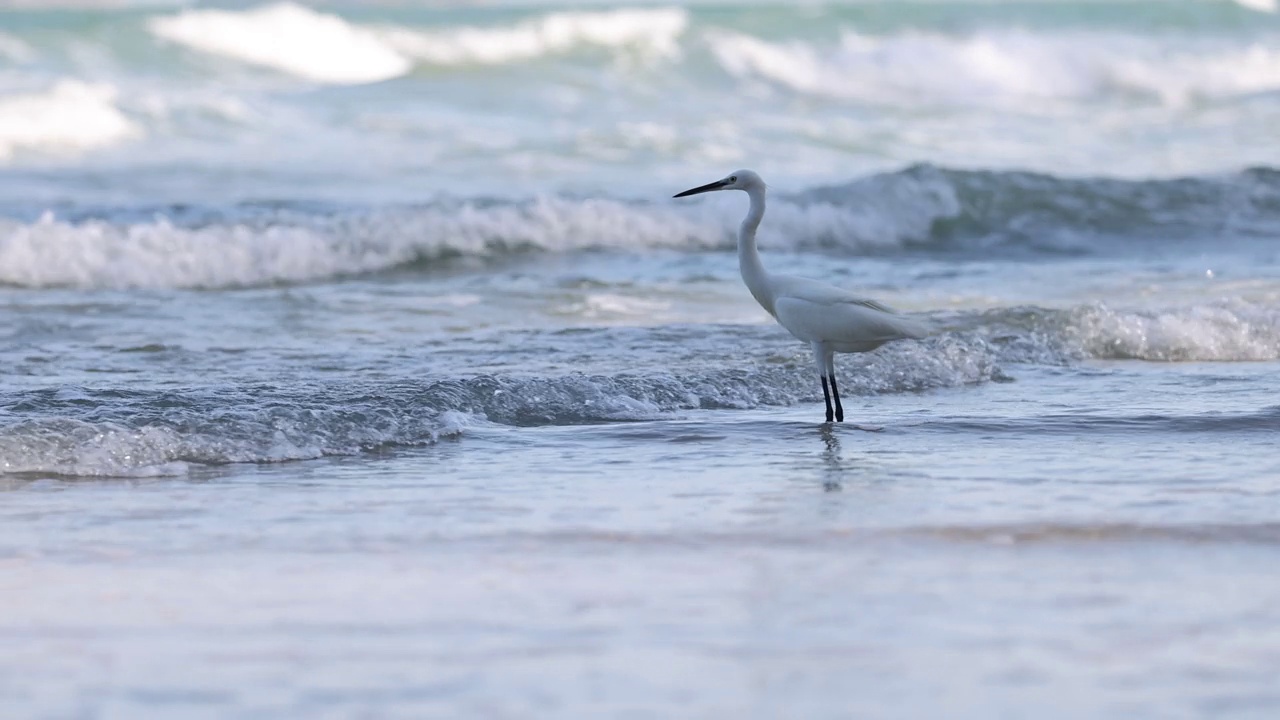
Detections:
675,169,929,423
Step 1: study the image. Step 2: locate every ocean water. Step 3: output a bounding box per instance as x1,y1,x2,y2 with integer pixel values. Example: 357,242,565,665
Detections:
3,0,1280,717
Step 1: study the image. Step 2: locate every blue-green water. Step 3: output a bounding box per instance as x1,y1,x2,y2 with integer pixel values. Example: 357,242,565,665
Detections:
2,1,1280,717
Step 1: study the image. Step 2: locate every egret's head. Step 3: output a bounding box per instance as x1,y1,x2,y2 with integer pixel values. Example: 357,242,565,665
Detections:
673,169,763,198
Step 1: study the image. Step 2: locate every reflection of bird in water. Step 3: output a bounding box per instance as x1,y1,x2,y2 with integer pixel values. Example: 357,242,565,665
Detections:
819,424,843,492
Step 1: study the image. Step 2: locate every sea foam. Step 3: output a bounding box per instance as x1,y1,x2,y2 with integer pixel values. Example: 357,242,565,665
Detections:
379,7,688,66
0,420,193,478
963,301,1280,364
1069,301,1280,362
0,81,139,161
0,408,471,478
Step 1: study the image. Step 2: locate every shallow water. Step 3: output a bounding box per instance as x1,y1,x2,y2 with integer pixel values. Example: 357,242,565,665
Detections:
6,368,1280,717
3,0,1280,717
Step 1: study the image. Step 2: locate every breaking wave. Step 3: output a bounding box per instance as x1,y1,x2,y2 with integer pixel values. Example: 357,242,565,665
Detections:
706,27,1280,107
0,331,997,476
4,295,1280,477
952,300,1280,363
0,81,140,160
2,165,1277,289
148,3,412,85
3,1,1277,181
378,7,688,66
1232,0,1277,14
99,2,1280,106
0,200,713,289
147,3,688,83
1064,302,1280,361
0,406,471,478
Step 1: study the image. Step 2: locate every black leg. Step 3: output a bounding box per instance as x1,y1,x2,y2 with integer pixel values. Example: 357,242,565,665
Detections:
830,374,844,423
821,376,834,423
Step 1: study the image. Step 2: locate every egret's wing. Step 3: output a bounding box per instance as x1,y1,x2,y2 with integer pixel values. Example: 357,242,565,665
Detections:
841,297,896,314
771,275,897,312
772,275,930,342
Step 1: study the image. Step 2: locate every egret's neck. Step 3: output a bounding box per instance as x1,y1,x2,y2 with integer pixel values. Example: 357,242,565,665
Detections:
737,185,774,315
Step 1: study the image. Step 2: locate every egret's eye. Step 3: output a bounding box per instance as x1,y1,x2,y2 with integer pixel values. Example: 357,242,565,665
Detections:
729,176,737,183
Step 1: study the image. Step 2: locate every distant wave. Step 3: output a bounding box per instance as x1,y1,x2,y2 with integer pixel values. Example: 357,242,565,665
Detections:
3,165,1277,289
140,4,1280,102
0,81,139,160
1233,0,1277,13
706,28,1280,107
378,7,687,66
147,2,688,83
0,1,1274,179
148,3,412,84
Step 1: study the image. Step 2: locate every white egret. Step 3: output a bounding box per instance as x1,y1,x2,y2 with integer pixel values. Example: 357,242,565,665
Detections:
674,169,929,423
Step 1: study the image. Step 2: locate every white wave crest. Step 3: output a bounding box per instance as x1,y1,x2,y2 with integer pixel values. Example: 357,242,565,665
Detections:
1113,44,1280,106
378,8,687,66
0,183,958,290
0,420,192,478
148,2,411,84
1070,302,1280,362
0,81,139,161
1,211,400,289
707,28,1280,107
0,408,474,478
1232,0,1277,13
0,201,705,289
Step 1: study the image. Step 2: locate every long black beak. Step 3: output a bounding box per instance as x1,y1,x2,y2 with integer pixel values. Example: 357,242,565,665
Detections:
673,179,729,198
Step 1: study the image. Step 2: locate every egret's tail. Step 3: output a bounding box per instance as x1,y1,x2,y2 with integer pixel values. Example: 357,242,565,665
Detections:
892,313,933,341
